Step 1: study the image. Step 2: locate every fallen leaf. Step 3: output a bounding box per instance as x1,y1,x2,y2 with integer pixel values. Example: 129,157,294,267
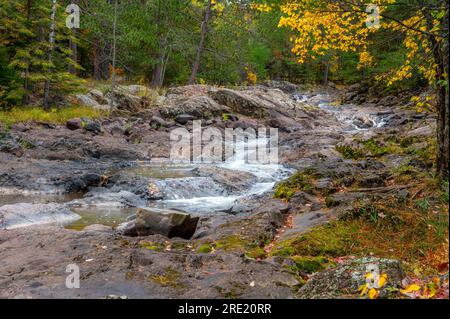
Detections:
368,288,379,299
400,284,421,294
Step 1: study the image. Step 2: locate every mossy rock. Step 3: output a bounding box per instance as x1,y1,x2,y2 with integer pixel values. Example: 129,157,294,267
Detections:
274,172,314,200
336,145,365,160
289,256,335,275
197,243,213,254
298,257,405,299
140,241,164,251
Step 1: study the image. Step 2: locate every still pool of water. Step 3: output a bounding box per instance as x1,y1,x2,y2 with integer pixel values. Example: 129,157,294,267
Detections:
65,207,138,231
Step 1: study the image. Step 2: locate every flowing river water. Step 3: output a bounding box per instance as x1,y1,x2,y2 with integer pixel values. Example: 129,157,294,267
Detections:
0,91,390,231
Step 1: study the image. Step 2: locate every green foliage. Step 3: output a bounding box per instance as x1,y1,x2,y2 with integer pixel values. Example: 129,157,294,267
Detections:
336,145,365,160
362,139,389,157
0,106,105,128
274,172,313,200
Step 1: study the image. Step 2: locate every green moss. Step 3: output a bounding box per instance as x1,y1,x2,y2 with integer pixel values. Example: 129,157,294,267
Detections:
325,196,339,208
290,256,335,274
215,235,248,251
336,145,365,159
271,222,357,257
245,247,266,259
274,172,314,200
140,241,164,251
222,113,230,121
149,267,184,288
197,243,213,254
216,286,241,299
362,139,389,157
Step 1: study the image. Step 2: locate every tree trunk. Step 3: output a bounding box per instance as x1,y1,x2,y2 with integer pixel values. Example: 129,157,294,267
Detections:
151,62,164,88
436,83,449,176
68,0,79,75
189,0,212,85
43,0,57,109
110,0,118,108
151,38,168,88
323,59,329,86
93,38,102,80
425,11,449,177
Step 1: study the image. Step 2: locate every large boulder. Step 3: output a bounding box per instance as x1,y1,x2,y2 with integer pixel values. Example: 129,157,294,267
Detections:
87,89,109,105
75,94,101,108
160,95,229,119
209,88,267,117
0,203,80,230
134,208,199,239
192,166,257,192
298,257,405,299
262,80,298,93
106,91,143,113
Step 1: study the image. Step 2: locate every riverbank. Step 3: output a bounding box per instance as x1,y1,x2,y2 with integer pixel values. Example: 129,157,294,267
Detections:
0,82,448,299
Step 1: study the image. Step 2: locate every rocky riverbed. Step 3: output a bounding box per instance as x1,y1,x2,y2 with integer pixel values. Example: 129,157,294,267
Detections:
0,82,439,298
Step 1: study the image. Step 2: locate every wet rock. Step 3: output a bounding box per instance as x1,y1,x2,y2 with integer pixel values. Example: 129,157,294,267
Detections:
175,114,196,125
66,118,82,130
352,116,373,129
299,257,405,299
134,208,199,239
69,189,146,208
0,203,80,230
83,224,113,233
0,132,24,157
116,220,138,236
193,166,257,192
148,177,226,200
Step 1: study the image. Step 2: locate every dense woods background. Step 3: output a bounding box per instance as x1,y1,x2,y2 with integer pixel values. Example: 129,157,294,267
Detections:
0,0,448,174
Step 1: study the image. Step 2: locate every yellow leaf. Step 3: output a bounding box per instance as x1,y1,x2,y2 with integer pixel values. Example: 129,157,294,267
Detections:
368,288,379,299
365,273,373,279
378,274,388,288
400,284,421,294
359,284,368,296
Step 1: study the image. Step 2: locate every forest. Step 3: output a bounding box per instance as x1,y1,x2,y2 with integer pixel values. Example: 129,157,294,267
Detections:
0,0,448,300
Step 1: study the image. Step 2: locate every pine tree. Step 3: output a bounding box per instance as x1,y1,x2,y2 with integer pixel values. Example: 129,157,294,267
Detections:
1,0,83,108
